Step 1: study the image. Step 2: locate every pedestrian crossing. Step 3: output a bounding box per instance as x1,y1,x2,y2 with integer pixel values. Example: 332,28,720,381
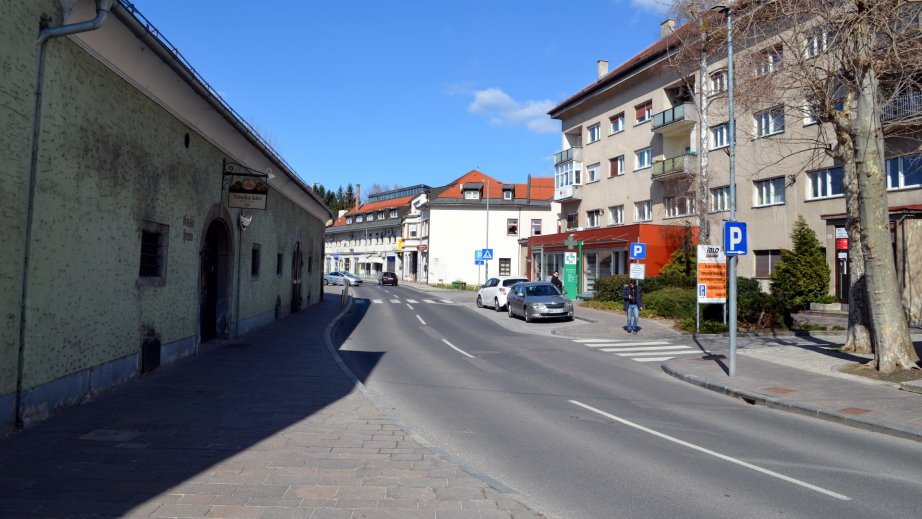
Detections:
354,298,455,305
570,338,705,364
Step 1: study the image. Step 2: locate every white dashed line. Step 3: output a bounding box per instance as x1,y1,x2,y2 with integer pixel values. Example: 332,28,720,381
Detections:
416,315,426,325
616,350,700,357
600,346,692,353
407,304,414,310
406,299,419,304
390,299,400,304
441,339,475,358
423,299,436,304
372,299,383,304
585,341,672,348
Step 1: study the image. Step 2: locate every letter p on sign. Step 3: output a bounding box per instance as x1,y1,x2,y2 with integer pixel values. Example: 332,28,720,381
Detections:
724,222,748,256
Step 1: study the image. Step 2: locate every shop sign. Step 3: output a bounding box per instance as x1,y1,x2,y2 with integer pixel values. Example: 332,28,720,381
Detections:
228,176,269,210
697,245,727,303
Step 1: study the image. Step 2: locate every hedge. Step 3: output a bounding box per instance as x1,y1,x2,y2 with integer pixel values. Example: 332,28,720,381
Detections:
644,287,697,320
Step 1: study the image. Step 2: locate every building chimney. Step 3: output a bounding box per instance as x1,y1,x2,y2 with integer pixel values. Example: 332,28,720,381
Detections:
526,175,531,202
597,60,609,80
660,18,675,38
355,183,361,208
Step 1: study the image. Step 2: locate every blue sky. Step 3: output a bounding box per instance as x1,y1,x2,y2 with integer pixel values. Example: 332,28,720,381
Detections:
134,0,670,195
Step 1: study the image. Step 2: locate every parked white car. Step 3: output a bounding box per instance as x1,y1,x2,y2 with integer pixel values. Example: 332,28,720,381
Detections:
476,276,529,311
324,271,363,286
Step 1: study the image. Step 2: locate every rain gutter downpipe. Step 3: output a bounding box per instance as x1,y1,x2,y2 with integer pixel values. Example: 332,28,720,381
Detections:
17,0,115,428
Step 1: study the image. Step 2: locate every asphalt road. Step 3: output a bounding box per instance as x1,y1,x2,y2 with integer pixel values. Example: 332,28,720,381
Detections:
334,283,922,519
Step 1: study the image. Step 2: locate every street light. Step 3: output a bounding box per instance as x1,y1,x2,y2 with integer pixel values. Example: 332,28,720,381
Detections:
711,2,738,376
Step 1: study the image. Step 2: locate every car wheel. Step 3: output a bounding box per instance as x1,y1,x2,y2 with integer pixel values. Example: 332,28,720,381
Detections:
476,295,483,308
494,298,502,312
508,304,515,318
524,306,532,323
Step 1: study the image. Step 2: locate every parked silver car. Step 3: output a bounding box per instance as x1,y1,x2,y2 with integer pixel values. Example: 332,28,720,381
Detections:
323,271,363,286
506,281,574,322
476,276,528,311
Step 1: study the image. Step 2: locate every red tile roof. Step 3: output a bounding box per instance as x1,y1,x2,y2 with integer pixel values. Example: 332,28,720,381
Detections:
329,195,415,227
436,170,554,201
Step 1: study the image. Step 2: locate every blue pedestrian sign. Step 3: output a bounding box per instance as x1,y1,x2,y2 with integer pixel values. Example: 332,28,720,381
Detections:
724,222,748,256
474,260,484,265
629,242,647,260
480,248,494,261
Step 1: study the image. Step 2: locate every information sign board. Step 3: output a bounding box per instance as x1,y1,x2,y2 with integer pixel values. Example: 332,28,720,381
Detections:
697,245,727,303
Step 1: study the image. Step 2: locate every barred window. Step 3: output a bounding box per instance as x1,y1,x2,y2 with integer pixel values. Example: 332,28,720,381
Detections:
139,221,169,285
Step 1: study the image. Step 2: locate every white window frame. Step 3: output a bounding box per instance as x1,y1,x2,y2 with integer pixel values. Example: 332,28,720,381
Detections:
804,99,820,125
710,70,728,94
886,154,922,190
588,123,601,143
503,190,513,200
807,167,844,200
755,106,785,137
710,186,730,212
610,155,624,177
346,216,353,224
755,46,783,76
803,29,828,59
635,147,652,170
555,159,582,188
389,209,398,218
634,200,652,222
531,218,542,236
710,123,729,149
367,212,375,221
664,196,695,218
377,210,385,219
754,177,786,207
463,189,481,200
609,113,625,135
356,215,364,223
635,100,653,124
587,209,602,228
587,162,601,183
608,205,624,226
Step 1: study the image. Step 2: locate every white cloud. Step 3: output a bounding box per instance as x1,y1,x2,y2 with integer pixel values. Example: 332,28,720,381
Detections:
468,88,557,134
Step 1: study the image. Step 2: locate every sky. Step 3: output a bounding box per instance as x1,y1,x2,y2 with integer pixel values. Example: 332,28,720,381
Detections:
134,0,671,196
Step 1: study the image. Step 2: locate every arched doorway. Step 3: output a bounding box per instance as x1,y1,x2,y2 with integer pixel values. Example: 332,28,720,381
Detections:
201,220,231,341
291,241,304,313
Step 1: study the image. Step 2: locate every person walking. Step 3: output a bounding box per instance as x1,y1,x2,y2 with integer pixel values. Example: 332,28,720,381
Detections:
550,271,564,293
622,280,643,334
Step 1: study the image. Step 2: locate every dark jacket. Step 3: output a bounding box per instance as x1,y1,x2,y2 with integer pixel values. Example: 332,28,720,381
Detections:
550,275,563,292
622,283,643,311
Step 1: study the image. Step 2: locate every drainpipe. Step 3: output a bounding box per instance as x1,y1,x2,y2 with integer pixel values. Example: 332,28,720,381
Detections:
17,0,115,428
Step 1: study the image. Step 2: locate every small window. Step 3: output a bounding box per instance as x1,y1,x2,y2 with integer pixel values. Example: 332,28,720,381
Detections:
710,70,727,94
277,253,283,276
503,190,513,200
346,216,353,224
710,186,730,212
804,99,820,125
390,209,398,218
531,218,542,236
634,200,652,222
566,213,578,230
886,153,922,190
803,29,828,59
609,113,625,135
588,123,601,143
610,155,624,177
463,189,480,200
710,123,729,149
635,147,652,170
807,167,844,200
499,258,511,276
608,205,624,225
755,45,783,76
367,212,375,221
587,162,601,183
507,218,519,236
356,215,364,223
755,250,782,277
587,209,602,228
664,196,695,218
754,177,786,206
755,106,785,137
635,100,653,124
139,221,169,283
251,244,261,277
408,223,418,237
378,210,385,219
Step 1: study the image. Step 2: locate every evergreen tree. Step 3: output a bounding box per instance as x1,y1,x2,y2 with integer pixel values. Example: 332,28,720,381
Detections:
343,184,355,209
770,216,829,313
336,186,345,209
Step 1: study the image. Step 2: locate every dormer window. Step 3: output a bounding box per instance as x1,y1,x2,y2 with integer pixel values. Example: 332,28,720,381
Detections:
367,212,375,221
356,214,364,223
377,210,385,219
502,185,514,200
503,191,513,200
390,209,398,218
461,183,483,200
346,216,353,224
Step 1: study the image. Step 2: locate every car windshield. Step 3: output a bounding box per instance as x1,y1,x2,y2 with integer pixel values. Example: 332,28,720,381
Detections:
525,284,560,297
502,278,528,287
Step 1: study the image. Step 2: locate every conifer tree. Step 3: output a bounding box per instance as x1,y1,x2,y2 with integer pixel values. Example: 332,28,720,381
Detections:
770,216,829,313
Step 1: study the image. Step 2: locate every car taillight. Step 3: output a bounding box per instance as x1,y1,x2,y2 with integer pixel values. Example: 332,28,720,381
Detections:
499,287,507,294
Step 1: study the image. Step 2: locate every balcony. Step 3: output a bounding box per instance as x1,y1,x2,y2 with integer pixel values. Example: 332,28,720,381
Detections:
882,92,922,124
553,184,583,201
554,147,582,165
651,103,697,136
652,152,698,181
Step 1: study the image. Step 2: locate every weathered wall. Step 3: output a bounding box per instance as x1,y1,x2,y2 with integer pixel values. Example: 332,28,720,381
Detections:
2,0,326,429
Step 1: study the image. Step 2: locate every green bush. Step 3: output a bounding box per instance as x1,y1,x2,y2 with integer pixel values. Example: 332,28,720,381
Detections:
770,216,830,312
644,287,697,320
812,294,838,304
737,277,783,329
679,318,729,334
594,275,631,301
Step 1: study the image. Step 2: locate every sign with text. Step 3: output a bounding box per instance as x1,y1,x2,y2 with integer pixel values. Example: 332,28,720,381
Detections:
228,176,269,210
629,263,646,280
697,245,727,303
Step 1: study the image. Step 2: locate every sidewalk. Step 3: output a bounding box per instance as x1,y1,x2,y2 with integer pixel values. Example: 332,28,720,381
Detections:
0,290,546,519
662,338,922,443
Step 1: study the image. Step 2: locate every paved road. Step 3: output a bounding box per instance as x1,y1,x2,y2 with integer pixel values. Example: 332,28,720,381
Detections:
335,283,922,519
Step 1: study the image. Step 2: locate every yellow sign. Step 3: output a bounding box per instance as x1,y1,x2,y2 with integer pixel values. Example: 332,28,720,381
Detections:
397,238,404,251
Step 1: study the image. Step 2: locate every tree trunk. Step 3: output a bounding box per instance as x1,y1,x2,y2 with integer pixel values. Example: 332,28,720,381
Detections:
841,160,873,354
853,16,918,372
697,52,711,245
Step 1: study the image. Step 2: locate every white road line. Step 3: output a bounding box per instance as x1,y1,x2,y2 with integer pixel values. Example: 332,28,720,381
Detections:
390,299,400,303
584,341,672,348
572,339,619,343
632,357,681,362
568,400,850,501
407,304,414,310
617,351,701,357
600,346,692,353
372,299,383,304
423,299,436,304
406,299,419,304
416,315,426,325
441,300,453,304
441,339,474,359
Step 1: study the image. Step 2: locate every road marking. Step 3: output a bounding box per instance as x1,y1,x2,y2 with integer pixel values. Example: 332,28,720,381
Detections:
441,300,453,304
390,299,400,303
416,315,426,325
406,299,419,304
631,356,683,362
584,341,672,348
407,304,414,310
568,400,850,501
600,346,692,353
572,339,618,343
423,299,436,304
617,351,700,357
372,299,383,304
441,339,475,359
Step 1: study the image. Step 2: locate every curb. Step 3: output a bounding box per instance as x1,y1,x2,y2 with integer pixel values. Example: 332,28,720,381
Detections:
661,361,922,444
322,289,554,519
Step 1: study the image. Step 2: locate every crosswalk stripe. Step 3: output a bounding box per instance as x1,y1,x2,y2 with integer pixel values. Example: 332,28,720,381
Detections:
372,299,383,304
441,300,453,304
633,357,679,362
572,339,617,343
406,299,419,304
423,299,436,304
616,351,700,357
390,299,400,303
587,341,672,348
600,346,692,353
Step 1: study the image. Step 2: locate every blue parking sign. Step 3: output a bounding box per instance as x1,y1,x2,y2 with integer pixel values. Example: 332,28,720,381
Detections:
629,242,647,260
724,222,748,256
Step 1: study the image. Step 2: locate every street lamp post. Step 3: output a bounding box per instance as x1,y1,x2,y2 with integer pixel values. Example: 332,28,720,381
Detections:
712,2,738,376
